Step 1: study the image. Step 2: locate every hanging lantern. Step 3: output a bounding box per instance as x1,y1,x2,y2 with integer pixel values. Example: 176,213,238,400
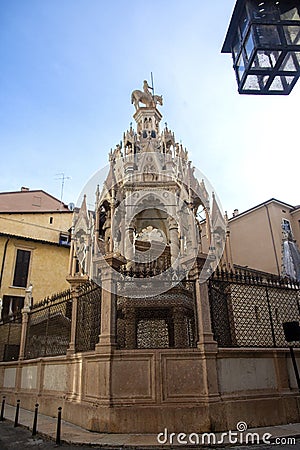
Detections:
222,0,300,94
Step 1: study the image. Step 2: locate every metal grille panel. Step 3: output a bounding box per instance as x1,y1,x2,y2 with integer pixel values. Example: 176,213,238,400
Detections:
75,283,101,352
25,290,72,359
116,279,197,349
209,269,300,348
137,318,169,348
0,313,22,362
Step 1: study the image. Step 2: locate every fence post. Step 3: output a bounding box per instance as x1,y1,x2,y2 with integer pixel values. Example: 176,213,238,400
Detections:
19,285,32,360
194,279,217,349
0,396,5,421
95,255,125,352
18,311,30,360
66,288,78,355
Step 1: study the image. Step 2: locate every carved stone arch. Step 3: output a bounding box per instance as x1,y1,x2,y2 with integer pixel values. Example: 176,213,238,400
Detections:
131,193,170,243
133,192,167,213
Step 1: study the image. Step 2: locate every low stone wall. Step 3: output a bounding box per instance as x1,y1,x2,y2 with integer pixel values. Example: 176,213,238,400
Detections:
215,348,300,430
0,348,299,433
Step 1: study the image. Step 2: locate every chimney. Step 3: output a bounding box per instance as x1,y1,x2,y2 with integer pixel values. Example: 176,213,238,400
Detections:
233,209,239,217
21,187,30,192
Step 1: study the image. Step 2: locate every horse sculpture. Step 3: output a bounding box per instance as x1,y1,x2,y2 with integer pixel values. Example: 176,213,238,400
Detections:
131,90,163,110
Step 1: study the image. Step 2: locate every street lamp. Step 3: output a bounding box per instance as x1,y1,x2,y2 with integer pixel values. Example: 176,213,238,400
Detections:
222,0,300,94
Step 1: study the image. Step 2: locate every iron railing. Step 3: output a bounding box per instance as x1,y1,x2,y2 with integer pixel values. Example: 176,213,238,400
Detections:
208,268,300,348
116,278,197,349
25,289,72,359
75,282,101,353
0,313,22,362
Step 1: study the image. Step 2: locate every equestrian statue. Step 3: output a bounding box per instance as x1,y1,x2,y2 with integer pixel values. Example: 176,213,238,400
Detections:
131,80,163,111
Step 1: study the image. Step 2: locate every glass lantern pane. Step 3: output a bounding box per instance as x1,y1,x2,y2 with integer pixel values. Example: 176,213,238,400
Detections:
236,54,246,81
243,74,269,90
245,32,255,59
251,50,281,69
232,34,242,62
269,75,295,91
284,26,300,45
280,52,300,71
239,7,249,37
255,24,281,46
279,2,300,20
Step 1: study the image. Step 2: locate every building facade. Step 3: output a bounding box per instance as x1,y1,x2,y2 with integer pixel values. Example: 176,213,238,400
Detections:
228,199,300,280
0,188,72,320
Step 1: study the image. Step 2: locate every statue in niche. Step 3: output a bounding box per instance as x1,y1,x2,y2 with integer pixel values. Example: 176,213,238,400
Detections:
75,231,87,271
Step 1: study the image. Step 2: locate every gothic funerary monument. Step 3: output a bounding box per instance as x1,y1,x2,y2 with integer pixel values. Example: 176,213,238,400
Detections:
0,82,299,434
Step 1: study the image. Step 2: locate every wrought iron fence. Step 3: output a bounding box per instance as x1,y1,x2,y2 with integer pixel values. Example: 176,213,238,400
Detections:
116,275,197,349
25,289,72,359
0,313,22,362
75,282,101,352
208,268,300,348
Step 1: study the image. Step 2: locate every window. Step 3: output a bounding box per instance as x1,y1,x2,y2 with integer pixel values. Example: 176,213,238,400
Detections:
59,232,70,246
13,249,31,287
2,295,24,321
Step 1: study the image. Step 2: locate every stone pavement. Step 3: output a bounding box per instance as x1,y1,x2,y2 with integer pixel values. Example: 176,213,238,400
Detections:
1,403,300,448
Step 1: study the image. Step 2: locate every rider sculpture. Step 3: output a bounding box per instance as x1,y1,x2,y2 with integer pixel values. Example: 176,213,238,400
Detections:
131,80,163,111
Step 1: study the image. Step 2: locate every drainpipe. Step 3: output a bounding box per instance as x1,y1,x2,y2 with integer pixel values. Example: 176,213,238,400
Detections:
0,238,9,291
264,205,280,276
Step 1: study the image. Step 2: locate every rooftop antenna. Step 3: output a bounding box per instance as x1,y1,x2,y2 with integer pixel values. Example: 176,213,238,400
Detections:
55,173,71,209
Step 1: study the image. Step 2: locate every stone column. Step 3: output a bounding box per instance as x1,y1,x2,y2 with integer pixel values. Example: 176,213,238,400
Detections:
18,285,32,360
18,310,29,360
194,280,217,350
68,226,75,276
169,226,179,264
189,258,220,415
103,211,111,254
66,288,78,355
95,254,125,353
124,226,134,267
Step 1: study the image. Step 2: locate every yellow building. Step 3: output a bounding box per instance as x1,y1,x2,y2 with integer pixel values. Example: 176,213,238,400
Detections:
200,198,300,280
228,198,300,279
0,188,73,320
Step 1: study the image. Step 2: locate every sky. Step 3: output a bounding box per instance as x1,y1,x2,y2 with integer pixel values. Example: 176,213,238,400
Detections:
0,0,299,217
